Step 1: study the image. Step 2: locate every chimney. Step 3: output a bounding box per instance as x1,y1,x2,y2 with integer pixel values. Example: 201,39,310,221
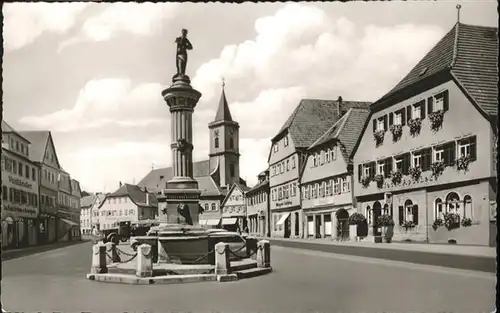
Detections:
337,96,343,116
119,181,123,188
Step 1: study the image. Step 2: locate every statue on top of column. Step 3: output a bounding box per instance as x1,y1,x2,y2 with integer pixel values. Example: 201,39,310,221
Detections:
175,29,193,78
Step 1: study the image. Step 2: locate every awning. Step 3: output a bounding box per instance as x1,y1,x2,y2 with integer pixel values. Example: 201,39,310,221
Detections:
221,218,238,225
199,220,208,226
60,218,79,227
276,212,291,226
206,219,221,226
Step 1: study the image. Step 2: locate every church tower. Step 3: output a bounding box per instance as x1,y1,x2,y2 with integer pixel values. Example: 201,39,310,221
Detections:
208,81,240,188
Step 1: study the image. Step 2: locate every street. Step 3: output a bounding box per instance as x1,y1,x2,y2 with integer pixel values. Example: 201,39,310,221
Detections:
2,241,495,313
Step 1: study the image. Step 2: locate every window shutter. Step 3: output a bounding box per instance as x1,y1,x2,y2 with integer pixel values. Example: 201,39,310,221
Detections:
369,162,376,179
450,142,456,164
470,136,477,161
427,97,434,114
413,205,419,225
402,154,410,175
358,164,362,181
443,90,449,112
401,109,406,126
389,112,394,126
406,106,412,123
420,101,426,119
373,119,377,132
383,115,388,131
398,206,404,225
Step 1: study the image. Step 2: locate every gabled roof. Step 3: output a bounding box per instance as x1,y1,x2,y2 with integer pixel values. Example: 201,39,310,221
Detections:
246,178,269,195
377,23,498,116
309,108,371,163
17,130,63,168
137,160,211,190
273,98,371,148
80,194,97,209
1,121,30,143
108,183,158,207
71,179,82,197
213,87,233,122
221,182,249,207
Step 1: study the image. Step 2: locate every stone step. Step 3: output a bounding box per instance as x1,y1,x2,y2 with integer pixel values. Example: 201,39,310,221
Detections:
108,264,214,276
235,267,272,280
231,259,257,271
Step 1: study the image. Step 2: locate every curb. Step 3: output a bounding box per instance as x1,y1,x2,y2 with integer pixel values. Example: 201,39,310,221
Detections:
268,239,496,273
1,240,90,261
87,273,221,285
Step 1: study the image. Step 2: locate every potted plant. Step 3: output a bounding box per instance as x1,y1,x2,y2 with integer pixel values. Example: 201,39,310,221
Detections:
390,124,403,141
461,217,472,227
348,212,366,242
408,118,422,136
374,174,384,188
376,214,395,243
432,217,444,231
361,175,371,188
431,161,444,178
429,110,444,131
408,166,421,181
391,170,403,185
456,155,471,172
373,130,385,146
443,212,460,230
401,220,416,232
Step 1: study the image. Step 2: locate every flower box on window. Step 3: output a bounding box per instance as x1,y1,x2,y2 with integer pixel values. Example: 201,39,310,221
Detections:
408,167,421,181
461,217,472,227
408,118,422,136
443,212,460,230
374,174,384,188
401,220,416,231
432,217,444,231
373,130,385,146
456,155,471,171
361,176,371,188
391,170,402,185
390,124,403,141
429,110,444,131
430,161,444,178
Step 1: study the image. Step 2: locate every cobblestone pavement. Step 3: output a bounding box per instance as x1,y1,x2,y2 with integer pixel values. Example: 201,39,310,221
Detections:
1,241,495,313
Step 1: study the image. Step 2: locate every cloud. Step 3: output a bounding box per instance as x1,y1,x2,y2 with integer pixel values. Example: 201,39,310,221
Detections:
19,78,166,132
57,3,179,52
3,3,89,52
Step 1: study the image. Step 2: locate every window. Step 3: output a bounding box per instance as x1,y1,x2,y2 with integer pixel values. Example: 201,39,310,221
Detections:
377,162,385,176
278,187,283,200
18,162,23,176
2,186,7,201
320,151,325,165
366,206,372,225
284,135,289,147
301,187,306,200
394,112,402,125
395,158,403,172
464,195,473,219
325,149,331,162
326,180,332,196
312,184,318,199
315,154,320,167
412,105,421,119
286,160,290,171
334,179,340,194
25,165,29,178
434,94,444,111
229,137,234,149
458,136,477,160
230,163,235,177
435,142,455,166
291,183,296,197
291,156,296,169
421,148,432,171
446,192,460,214
377,118,384,131
211,203,216,211
363,164,371,177
312,155,317,167
273,143,278,153
271,166,275,177
319,182,325,197
342,178,350,193
305,186,310,200
404,200,415,223
412,153,421,168
330,148,336,161
214,137,219,149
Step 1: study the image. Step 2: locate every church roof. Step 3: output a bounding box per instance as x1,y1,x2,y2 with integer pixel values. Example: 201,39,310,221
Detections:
376,23,498,116
213,87,233,123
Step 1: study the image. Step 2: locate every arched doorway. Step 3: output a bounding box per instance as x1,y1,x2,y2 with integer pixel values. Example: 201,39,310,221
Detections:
372,201,382,239
336,209,350,241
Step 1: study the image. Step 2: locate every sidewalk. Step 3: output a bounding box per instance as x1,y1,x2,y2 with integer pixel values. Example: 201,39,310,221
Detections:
262,237,496,257
1,240,89,261
257,237,496,273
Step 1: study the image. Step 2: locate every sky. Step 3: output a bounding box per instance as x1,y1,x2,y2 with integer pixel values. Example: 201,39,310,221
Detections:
2,1,497,193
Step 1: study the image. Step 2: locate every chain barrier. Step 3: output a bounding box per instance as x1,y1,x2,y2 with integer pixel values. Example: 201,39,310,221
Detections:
117,252,137,263
115,246,137,257
192,249,214,264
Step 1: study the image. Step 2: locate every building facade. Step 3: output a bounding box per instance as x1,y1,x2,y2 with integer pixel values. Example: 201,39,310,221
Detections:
301,108,370,240
69,179,82,239
57,170,79,241
98,184,157,230
1,121,40,248
220,183,250,231
269,98,370,238
245,170,270,237
81,192,107,235
352,23,498,246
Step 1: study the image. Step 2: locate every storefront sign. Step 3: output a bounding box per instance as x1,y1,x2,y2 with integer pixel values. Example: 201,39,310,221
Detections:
380,175,437,190
312,197,335,207
275,201,293,208
8,176,33,189
222,206,246,216
3,205,37,217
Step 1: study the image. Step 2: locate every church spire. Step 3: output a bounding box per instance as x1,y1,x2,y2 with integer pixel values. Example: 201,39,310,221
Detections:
213,78,233,122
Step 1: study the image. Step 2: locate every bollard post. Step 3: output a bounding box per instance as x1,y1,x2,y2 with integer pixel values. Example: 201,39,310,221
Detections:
136,244,153,278
109,242,121,263
90,244,107,274
257,240,270,268
214,242,231,275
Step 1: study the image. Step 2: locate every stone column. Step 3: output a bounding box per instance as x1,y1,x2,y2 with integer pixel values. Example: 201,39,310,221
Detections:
299,210,304,238
257,240,270,268
331,213,338,241
320,214,326,238
90,244,107,274
215,242,231,275
136,244,153,278
312,214,317,238
303,214,308,238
